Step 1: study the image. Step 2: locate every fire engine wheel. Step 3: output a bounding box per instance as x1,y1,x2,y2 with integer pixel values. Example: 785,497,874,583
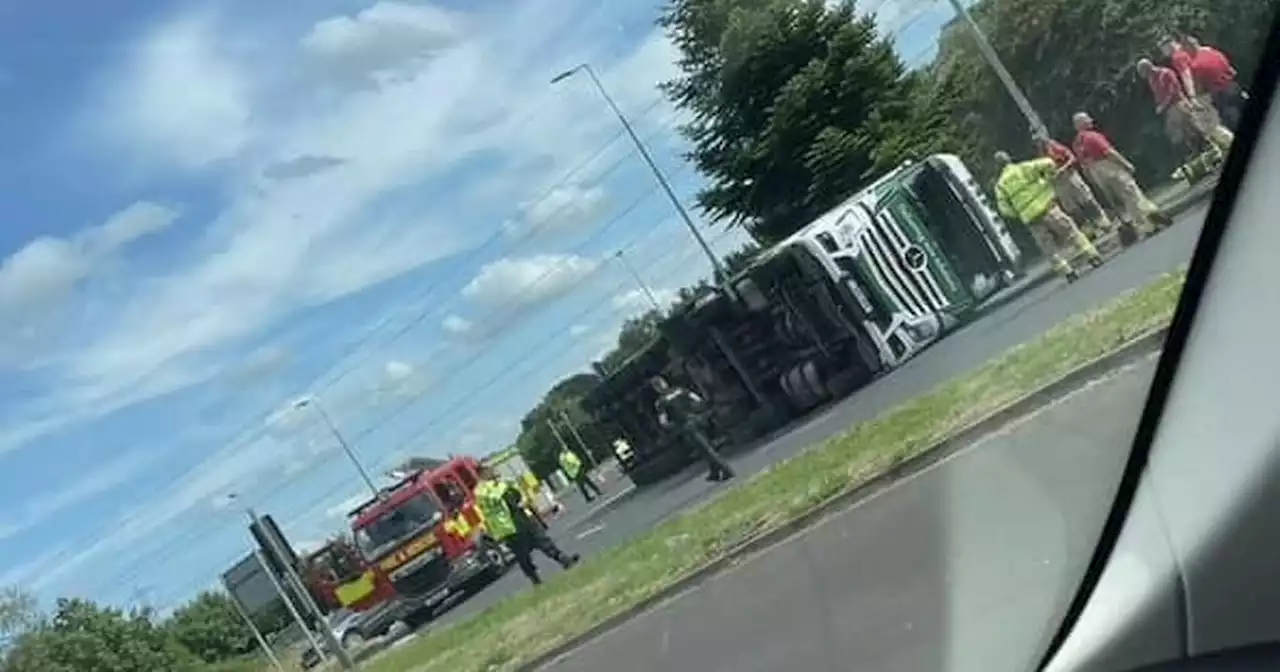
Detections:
479,537,509,576
342,631,365,650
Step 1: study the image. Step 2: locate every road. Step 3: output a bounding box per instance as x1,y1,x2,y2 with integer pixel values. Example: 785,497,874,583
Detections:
546,355,1161,672
426,202,1206,631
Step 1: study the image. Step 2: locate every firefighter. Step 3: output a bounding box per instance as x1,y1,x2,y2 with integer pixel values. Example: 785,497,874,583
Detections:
1137,57,1233,157
558,448,603,502
474,464,578,586
1071,112,1172,240
993,150,1102,282
1181,34,1248,131
1035,134,1115,241
651,376,735,482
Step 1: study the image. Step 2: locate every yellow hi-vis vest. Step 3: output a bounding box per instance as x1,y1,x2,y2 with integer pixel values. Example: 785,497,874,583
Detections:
443,514,472,539
558,450,583,479
474,479,517,540
995,158,1057,225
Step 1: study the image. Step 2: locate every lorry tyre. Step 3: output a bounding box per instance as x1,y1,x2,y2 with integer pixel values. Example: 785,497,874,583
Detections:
778,371,800,409
800,360,828,402
789,366,818,409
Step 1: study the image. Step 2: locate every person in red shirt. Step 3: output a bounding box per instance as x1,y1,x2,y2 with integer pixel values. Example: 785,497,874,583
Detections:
1071,112,1171,240
1182,34,1248,130
1137,58,1233,155
1160,37,1198,97
1035,134,1114,241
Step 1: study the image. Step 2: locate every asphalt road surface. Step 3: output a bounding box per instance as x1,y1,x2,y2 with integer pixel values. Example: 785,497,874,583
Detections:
428,202,1206,630
546,355,1161,672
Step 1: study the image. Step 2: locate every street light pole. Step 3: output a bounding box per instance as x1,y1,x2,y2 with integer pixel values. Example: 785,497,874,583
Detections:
222,581,286,672
294,397,380,498
556,406,598,469
254,549,324,659
246,508,358,671
551,64,728,284
613,250,662,312
943,0,1049,138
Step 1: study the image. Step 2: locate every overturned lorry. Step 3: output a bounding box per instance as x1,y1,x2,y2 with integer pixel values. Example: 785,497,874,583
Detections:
586,154,1029,486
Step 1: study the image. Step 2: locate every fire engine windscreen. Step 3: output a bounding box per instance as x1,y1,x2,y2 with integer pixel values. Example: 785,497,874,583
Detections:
355,494,444,559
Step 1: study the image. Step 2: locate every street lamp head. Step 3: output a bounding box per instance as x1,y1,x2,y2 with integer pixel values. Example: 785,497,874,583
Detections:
550,64,585,84
291,396,315,411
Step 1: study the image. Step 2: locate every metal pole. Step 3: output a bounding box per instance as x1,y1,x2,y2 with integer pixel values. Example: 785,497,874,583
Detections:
253,549,325,660
310,400,381,498
554,64,728,284
249,510,358,671
547,417,574,459
614,250,663,312
222,581,286,672
557,407,598,469
943,0,1049,138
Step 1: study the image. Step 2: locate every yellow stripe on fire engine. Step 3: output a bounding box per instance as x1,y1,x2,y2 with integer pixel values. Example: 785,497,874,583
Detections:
335,571,376,607
379,533,439,572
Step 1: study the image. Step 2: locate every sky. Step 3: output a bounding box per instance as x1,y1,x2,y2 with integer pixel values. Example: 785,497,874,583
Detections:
0,0,966,611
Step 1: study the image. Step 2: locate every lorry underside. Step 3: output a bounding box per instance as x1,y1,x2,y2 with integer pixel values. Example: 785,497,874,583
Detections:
585,155,1026,489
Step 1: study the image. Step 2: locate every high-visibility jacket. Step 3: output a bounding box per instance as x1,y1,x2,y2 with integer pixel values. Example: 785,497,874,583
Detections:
558,450,583,479
443,513,472,539
995,158,1057,225
474,479,518,541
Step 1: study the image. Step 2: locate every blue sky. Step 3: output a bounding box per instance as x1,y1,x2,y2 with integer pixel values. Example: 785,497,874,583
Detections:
0,0,964,611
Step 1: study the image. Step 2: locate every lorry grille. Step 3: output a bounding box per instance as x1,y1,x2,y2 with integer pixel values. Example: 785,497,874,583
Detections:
389,554,451,597
855,206,952,319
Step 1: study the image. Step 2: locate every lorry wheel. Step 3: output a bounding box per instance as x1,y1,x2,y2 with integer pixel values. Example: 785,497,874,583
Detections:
788,367,818,409
800,360,828,402
777,371,801,410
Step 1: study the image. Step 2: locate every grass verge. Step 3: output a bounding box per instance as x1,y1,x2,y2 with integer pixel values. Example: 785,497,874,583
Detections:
366,269,1187,672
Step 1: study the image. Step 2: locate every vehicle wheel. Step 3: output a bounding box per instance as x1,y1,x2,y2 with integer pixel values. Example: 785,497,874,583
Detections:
479,537,508,578
777,371,801,410
800,360,828,403
342,631,365,650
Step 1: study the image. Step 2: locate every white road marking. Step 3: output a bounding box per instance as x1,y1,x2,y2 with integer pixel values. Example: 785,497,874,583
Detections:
576,524,606,540
660,627,670,655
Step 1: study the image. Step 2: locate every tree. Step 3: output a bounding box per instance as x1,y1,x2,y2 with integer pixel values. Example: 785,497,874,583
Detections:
0,588,38,645
661,0,913,242
722,242,762,276
165,591,255,664
2,599,201,672
919,0,1278,187
515,373,607,477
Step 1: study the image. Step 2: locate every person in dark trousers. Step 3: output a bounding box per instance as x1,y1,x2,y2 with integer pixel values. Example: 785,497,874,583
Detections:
474,465,578,585
651,376,735,482
558,448,603,502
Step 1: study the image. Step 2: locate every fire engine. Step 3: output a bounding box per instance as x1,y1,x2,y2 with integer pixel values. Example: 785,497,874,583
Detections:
304,456,509,639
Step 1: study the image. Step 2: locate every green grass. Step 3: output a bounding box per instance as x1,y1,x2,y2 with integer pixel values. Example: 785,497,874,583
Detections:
358,269,1187,672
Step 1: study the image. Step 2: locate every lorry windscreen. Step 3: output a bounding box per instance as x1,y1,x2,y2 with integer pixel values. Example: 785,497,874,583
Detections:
354,494,443,559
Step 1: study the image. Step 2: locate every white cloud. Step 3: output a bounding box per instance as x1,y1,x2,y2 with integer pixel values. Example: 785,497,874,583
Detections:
384,359,414,380
568,323,591,337
611,286,677,312
93,11,252,170
442,314,472,335
0,201,177,366
504,183,610,239
462,254,599,307
301,1,462,88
